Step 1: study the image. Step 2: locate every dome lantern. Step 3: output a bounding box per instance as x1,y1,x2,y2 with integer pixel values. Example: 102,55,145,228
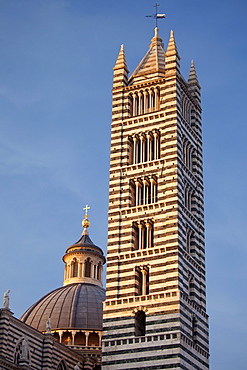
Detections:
63,206,105,287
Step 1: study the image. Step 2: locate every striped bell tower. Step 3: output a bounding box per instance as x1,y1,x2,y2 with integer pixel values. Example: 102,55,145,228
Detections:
102,28,209,369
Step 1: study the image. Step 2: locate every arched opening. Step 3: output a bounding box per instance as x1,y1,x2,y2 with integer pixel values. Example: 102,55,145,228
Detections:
133,222,139,250
144,90,149,113
129,94,133,117
74,332,86,345
135,311,146,336
136,267,143,296
145,267,150,295
84,258,91,278
155,87,160,110
134,92,139,116
151,89,155,111
128,136,134,165
139,91,144,115
130,179,136,207
88,332,99,346
143,223,147,249
61,331,72,345
97,262,102,280
53,332,60,342
71,258,78,278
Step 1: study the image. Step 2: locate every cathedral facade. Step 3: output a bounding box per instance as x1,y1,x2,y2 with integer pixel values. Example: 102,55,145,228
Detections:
0,27,209,369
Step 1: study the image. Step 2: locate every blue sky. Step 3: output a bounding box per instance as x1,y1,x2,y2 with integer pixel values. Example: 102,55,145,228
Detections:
0,1,246,369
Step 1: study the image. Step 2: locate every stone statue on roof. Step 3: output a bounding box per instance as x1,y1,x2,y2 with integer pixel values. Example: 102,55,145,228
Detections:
3,290,10,309
46,317,52,333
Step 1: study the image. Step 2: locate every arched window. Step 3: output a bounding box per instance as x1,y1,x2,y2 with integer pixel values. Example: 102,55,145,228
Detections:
136,267,143,296
135,266,149,296
129,130,160,165
149,89,155,112
97,262,102,280
88,332,99,346
74,332,86,345
133,220,153,250
61,331,72,345
133,134,140,164
85,258,91,278
128,136,134,165
183,139,195,171
155,87,160,110
130,176,157,207
130,180,136,206
144,90,149,113
184,185,193,211
139,91,144,115
134,92,139,116
129,94,133,117
135,311,146,336
153,130,160,160
133,222,139,250
140,133,146,163
71,258,78,278
53,332,60,342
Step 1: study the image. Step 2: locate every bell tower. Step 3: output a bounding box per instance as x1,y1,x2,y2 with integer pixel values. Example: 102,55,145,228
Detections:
102,28,209,369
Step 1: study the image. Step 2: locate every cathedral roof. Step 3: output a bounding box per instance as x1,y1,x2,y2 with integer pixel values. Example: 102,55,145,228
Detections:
20,283,105,332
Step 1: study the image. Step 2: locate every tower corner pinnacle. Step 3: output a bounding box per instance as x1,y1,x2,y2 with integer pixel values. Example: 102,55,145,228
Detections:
165,30,180,59
188,59,201,104
113,44,129,88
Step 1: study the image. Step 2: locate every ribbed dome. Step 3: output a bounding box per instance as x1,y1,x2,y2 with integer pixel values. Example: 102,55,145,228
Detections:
20,283,105,332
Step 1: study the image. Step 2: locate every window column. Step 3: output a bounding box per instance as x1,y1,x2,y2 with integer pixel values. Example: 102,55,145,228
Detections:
144,91,148,113
138,223,144,250
133,135,139,164
153,131,159,159
146,222,153,248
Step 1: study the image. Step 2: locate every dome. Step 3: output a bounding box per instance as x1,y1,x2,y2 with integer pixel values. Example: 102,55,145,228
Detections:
20,283,105,332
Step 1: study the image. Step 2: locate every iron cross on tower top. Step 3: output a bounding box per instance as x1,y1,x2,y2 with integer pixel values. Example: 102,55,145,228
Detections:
146,3,166,28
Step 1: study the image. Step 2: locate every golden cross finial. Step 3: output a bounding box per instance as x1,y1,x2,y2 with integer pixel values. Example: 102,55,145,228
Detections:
83,204,90,216
82,205,90,235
